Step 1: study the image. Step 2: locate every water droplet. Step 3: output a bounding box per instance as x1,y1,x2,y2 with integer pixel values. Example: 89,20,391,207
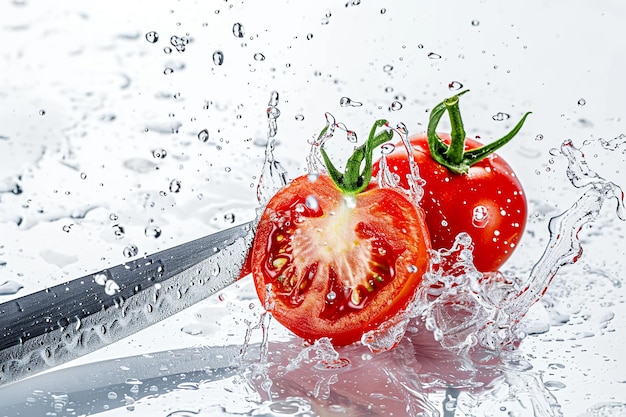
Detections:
390,101,403,111
212,50,224,65
295,114,304,121
62,224,72,233
339,97,362,107
380,143,395,155
428,52,442,59
232,22,245,38
448,81,463,91
267,106,280,119
198,129,210,142
472,205,490,228
224,213,236,223
406,264,418,273
145,224,162,238
39,109,46,116
253,53,265,61
326,291,337,302
492,112,511,121
151,149,167,159
169,179,181,193
112,224,125,239
164,67,174,75
380,8,387,14
578,98,586,106
94,273,108,286
145,31,159,43
123,244,139,258
306,33,314,40
105,280,120,296
0,280,24,296
305,195,319,210
471,20,480,26
383,64,394,72
212,264,221,277
163,46,172,54
109,213,118,221
80,172,87,179
170,35,189,52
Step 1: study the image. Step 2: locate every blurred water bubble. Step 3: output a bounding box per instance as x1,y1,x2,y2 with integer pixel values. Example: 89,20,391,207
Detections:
578,98,587,106
197,129,210,142
295,114,304,121
212,50,224,66
380,8,387,14
151,149,167,159
38,109,46,116
145,31,159,43
339,97,362,107
471,20,480,26
224,213,236,223
390,101,403,111
0,280,24,296
145,224,162,239
383,64,394,72
164,67,174,75
492,112,511,121
123,244,139,258
448,81,463,91
306,33,313,40
253,53,266,61
232,22,245,38
169,179,182,193
112,224,125,239
535,134,544,141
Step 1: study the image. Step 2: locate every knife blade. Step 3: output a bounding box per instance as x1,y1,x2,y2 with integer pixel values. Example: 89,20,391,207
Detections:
0,220,256,386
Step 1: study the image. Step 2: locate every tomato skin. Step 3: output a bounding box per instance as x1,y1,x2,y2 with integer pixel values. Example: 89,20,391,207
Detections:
251,174,430,346
374,133,526,273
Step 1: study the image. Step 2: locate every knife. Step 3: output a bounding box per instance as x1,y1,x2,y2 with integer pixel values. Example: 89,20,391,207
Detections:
0,220,256,386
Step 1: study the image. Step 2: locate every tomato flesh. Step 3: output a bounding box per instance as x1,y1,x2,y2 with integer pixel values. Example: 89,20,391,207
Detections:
374,133,527,272
251,175,430,346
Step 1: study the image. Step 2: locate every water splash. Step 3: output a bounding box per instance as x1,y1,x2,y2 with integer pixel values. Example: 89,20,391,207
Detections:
256,91,288,206
418,138,625,352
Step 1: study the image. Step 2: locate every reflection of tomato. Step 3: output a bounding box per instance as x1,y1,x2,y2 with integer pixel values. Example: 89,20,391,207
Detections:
375,134,526,272
251,174,430,346
373,90,530,272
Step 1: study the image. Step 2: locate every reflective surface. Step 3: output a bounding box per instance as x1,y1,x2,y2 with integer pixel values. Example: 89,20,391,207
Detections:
1,1,625,416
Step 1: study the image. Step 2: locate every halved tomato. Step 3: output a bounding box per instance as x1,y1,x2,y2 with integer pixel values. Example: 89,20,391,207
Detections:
251,174,430,346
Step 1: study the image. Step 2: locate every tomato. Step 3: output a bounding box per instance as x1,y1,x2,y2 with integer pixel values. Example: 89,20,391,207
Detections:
251,175,430,346
373,90,531,272
250,120,430,346
376,134,526,272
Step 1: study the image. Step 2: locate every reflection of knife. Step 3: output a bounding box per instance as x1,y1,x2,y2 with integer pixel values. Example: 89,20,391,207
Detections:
0,220,255,386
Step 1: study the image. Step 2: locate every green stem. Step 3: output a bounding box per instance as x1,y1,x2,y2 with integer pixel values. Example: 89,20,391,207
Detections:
427,90,531,174
321,119,393,194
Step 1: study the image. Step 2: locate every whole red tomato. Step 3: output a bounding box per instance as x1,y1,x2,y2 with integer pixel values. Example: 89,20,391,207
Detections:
374,91,530,272
251,121,431,346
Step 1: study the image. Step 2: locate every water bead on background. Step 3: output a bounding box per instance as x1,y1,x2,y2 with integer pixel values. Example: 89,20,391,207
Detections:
123,245,139,258
578,98,587,106
145,224,162,239
232,23,245,38
492,112,511,121
390,101,403,111
212,50,224,66
145,31,159,43
339,97,362,107
169,179,182,193
253,53,266,61
448,81,463,91
197,129,210,142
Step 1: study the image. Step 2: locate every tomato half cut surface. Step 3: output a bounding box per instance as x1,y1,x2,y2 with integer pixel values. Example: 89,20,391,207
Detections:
251,174,431,346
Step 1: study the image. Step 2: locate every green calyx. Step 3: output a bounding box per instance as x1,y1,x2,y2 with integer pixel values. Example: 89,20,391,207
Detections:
427,89,532,174
320,119,393,194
